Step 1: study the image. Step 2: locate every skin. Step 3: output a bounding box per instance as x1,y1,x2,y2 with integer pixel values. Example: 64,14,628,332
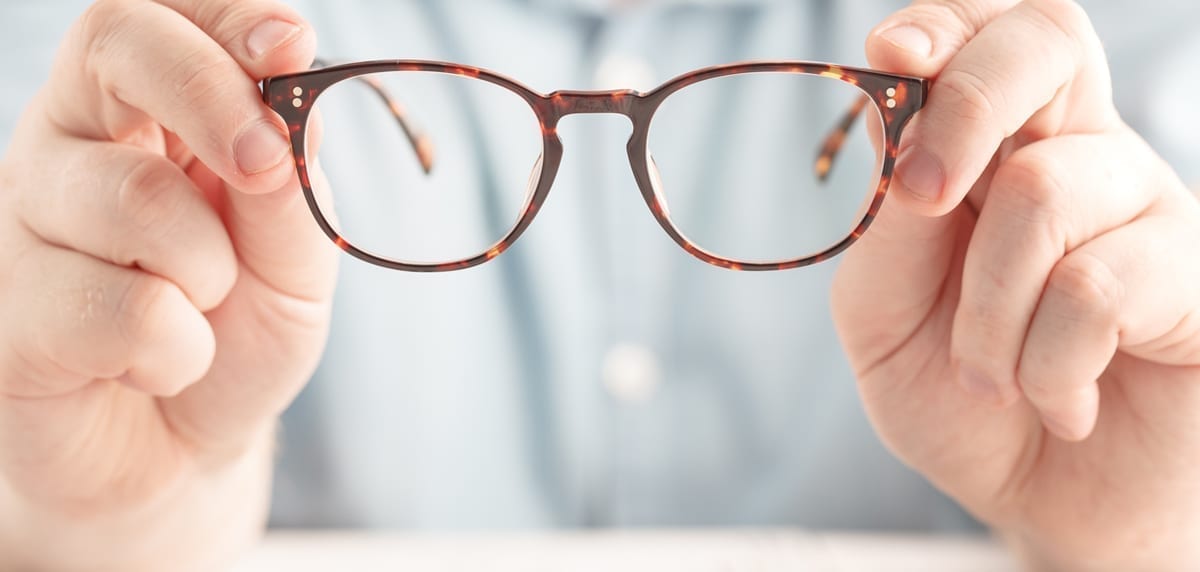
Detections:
0,0,1194,570
834,0,1200,569
0,0,335,569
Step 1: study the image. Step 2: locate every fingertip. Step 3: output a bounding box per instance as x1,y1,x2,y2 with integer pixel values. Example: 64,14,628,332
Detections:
119,287,217,398
1036,385,1101,442
867,22,936,74
246,18,317,78
192,248,239,314
1042,413,1094,442
246,19,300,60
234,0,318,78
160,313,217,398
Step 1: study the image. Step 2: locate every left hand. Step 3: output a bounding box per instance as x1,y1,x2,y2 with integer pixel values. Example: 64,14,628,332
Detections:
831,0,1200,569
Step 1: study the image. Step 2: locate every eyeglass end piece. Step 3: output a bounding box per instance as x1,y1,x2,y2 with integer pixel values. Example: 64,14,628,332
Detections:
416,136,436,175
815,155,833,182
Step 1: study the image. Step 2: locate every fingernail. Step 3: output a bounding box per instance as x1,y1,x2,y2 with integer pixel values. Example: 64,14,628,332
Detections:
247,19,301,60
235,120,290,175
896,146,945,202
958,364,1002,404
879,24,933,57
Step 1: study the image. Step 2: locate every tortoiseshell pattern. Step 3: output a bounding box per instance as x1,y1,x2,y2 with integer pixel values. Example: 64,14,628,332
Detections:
815,94,871,182
262,60,928,272
310,58,436,173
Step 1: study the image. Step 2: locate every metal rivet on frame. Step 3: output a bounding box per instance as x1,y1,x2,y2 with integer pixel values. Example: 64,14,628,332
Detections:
292,98,303,108
886,86,897,109
293,87,304,96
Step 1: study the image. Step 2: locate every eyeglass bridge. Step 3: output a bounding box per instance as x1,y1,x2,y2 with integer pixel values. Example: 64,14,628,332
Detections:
547,89,642,117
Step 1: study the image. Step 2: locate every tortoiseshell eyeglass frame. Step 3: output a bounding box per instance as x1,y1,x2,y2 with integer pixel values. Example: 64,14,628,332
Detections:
262,60,928,272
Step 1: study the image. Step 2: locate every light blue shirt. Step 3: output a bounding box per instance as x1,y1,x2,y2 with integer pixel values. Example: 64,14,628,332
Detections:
2,0,1198,532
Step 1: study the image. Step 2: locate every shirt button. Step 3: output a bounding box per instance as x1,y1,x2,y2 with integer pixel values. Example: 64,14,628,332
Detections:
592,54,657,92
602,343,662,404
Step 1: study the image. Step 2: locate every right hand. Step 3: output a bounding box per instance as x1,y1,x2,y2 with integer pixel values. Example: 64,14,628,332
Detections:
0,0,336,567
834,0,1200,568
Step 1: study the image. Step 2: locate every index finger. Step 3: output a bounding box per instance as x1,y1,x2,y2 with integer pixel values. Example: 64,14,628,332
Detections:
41,0,315,193
891,0,1117,213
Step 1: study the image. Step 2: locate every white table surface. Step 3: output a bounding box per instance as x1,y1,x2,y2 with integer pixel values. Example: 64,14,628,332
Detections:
234,529,1017,571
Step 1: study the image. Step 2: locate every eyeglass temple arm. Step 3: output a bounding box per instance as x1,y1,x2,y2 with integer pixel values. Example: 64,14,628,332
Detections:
311,58,436,174
813,94,870,183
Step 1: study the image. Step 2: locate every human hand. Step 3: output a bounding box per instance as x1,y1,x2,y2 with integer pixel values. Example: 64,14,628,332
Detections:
0,0,334,568
831,0,1200,569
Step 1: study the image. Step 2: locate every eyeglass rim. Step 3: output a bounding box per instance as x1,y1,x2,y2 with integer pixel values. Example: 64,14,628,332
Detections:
262,59,928,272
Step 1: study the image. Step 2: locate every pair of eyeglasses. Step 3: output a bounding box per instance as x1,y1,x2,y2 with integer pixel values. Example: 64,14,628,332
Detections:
261,60,927,272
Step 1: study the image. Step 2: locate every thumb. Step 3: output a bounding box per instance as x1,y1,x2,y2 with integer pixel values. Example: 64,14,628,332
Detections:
208,9,335,304
157,0,334,302
221,171,338,302
834,0,1017,364
865,0,1019,212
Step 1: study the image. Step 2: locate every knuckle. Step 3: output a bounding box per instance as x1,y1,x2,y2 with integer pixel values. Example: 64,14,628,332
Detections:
193,1,262,46
77,0,139,80
936,68,1002,126
933,1,993,35
115,158,185,244
1046,252,1123,320
1027,0,1091,39
78,0,129,46
877,4,976,44
196,2,312,64
192,0,244,33
1024,0,1096,66
166,48,243,115
992,149,1070,223
879,2,988,38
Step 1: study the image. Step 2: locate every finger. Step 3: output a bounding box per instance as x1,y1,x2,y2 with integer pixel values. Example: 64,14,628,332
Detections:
952,132,1160,406
158,162,337,454
153,100,336,455
17,137,237,311
1017,251,1113,441
200,153,339,301
835,0,1019,365
153,0,316,79
890,0,1116,212
1019,205,1200,440
0,243,215,398
867,0,1020,78
44,0,300,193
164,0,331,300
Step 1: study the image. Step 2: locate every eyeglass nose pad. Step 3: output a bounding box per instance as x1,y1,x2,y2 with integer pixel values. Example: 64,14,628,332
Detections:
309,156,342,229
524,152,544,206
646,153,671,219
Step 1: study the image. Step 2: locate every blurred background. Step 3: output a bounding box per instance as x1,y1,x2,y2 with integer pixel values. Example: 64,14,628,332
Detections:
2,0,1198,536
